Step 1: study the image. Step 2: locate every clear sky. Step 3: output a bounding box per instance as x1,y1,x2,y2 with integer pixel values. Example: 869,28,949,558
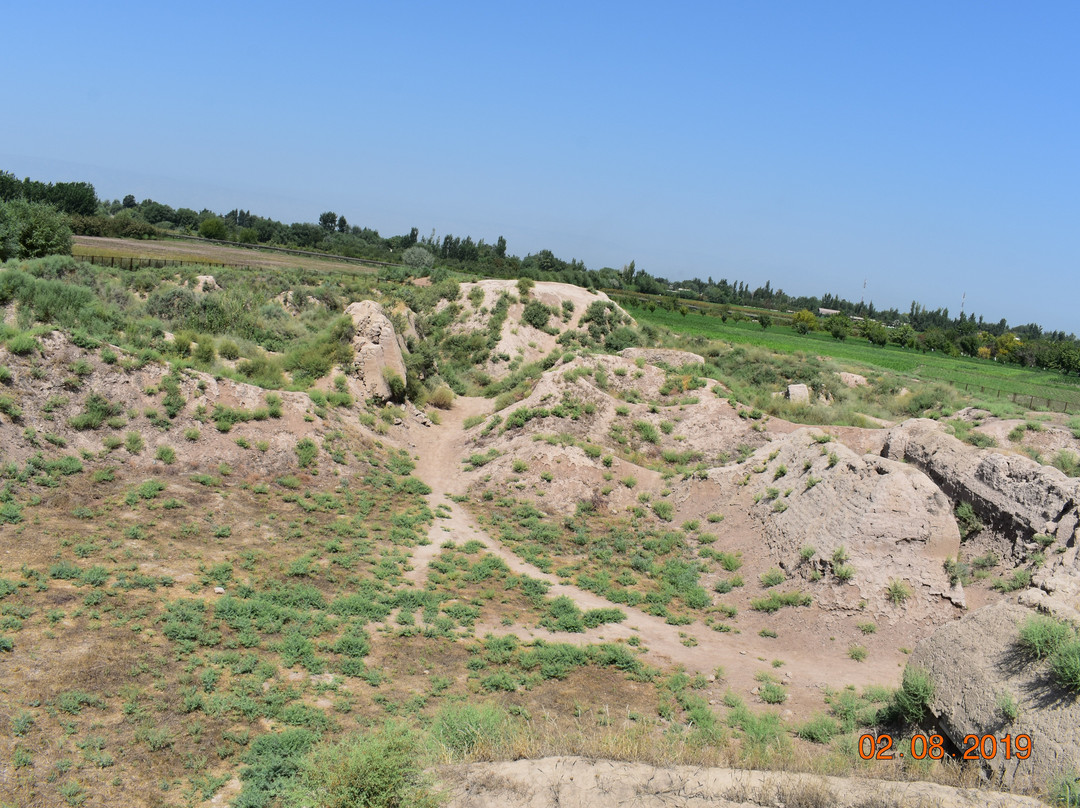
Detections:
3,1,1077,332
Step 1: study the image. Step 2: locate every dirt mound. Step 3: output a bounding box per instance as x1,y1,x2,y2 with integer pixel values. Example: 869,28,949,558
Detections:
459,353,764,513
440,756,1044,808
709,428,964,616
345,299,408,400
620,347,705,367
450,280,629,378
0,331,411,479
911,600,1080,792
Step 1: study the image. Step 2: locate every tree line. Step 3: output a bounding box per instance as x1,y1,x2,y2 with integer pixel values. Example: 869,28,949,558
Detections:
2,168,1077,374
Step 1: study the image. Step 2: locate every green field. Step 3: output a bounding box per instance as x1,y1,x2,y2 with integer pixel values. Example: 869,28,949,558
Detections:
626,303,1080,411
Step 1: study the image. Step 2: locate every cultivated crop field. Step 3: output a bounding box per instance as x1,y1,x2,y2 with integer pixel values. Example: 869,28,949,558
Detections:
625,304,1080,410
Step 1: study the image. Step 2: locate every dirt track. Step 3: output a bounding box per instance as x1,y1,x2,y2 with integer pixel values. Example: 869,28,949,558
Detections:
405,398,903,716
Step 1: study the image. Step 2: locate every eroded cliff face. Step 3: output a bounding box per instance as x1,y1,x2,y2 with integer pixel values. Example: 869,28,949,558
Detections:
882,419,1080,790
345,299,409,401
910,601,1080,791
883,418,1080,623
708,428,964,615
883,418,1080,549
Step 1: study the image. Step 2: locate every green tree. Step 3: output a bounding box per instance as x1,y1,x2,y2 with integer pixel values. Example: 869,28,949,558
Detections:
0,199,73,260
122,194,136,208
402,245,434,271
890,323,917,349
319,211,338,231
864,320,889,346
198,216,227,240
791,309,817,334
826,314,852,341
758,313,772,330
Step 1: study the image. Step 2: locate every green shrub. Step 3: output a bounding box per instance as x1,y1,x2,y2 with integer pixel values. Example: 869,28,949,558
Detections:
125,431,144,454
235,728,317,808
955,501,983,540
759,568,785,588
1051,639,1080,693
996,691,1020,722
1018,615,1072,660
796,714,840,744
886,579,911,605
295,438,318,468
892,666,934,724
136,479,165,500
1053,450,1080,478
67,391,121,429
750,591,811,612
1049,771,1080,808
652,501,673,521
156,446,176,464
633,420,660,444
6,333,39,356
429,702,507,759
428,385,455,409
992,569,1032,593
834,563,855,583
759,682,787,704
522,299,552,329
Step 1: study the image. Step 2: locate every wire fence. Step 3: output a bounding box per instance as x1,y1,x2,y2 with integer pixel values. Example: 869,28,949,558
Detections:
946,380,1077,413
76,254,257,272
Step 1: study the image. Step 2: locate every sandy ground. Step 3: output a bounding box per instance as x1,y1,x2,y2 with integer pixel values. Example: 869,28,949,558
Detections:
439,756,1047,808
404,398,907,719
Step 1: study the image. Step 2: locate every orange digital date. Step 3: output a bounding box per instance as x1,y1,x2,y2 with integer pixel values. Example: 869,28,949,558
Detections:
858,733,1032,761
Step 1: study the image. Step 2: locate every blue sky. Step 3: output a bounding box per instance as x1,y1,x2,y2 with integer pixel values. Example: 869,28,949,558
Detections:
3,1,1077,332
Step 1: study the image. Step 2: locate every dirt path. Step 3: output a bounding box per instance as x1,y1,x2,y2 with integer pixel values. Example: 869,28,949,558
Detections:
404,399,900,714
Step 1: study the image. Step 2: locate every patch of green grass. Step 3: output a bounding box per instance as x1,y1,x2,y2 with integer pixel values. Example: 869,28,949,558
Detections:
750,590,811,613
1017,615,1071,660
886,579,912,604
759,568,785,588
124,431,144,454
992,569,1032,593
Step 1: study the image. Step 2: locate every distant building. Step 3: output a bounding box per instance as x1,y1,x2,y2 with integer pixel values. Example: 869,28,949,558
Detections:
818,307,840,316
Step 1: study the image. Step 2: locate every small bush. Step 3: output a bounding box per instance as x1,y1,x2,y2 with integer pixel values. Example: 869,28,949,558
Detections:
886,579,911,605
759,682,787,704
1051,639,1080,693
955,501,983,540
996,691,1019,722
797,714,840,744
892,666,934,724
759,568,785,588
992,569,1031,593
429,702,506,759
1018,615,1072,660
124,432,144,454
156,446,176,464
428,385,455,409
750,591,811,613
295,438,318,468
6,333,39,356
